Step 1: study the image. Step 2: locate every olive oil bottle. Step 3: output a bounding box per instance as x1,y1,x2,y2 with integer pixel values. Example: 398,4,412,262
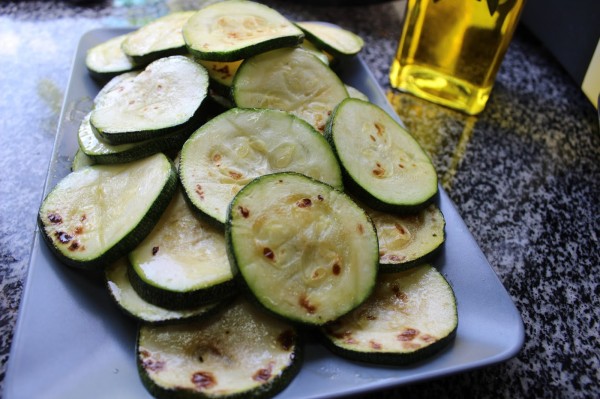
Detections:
390,0,526,115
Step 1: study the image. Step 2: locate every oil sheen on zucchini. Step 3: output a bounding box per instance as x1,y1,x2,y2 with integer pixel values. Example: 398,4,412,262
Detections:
137,298,301,399
183,0,304,62
326,98,438,213
38,153,177,270
90,55,209,145
322,264,458,364
106,258,225,324
226,172,378,325
232,47,348,133
179,107,343,225
128,188,236,310
121,11,196,65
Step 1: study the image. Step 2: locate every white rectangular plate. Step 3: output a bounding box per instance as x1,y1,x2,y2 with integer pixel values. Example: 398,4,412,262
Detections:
4,28,524,399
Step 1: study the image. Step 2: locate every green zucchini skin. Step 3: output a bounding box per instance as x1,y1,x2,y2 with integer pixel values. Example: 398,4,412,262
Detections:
127,261,238,310
105,258,231,325
324,98,439,214
136,298,303,399
320,264,458,365
38,154,178,270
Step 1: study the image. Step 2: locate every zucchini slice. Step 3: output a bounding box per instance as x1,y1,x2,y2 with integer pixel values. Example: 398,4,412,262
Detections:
78,112,192,164
137,298,302,399
366,203,446,272
121,11,196,65
90,55,209,145
325,98,438,213
182,0,304,62
295,22,364,58
106,258,226,324
179,107,343,225
38,153,177,270
128,188,236,310
226,172,378,325
322,264,458,365
85,33,136,81
232,47,349,133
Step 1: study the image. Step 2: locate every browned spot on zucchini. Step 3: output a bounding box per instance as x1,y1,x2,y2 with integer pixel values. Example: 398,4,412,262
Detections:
299,294,316,314
297,198,312,208
81,214,87,222
48,213,62,224
332,262,341,275
191,371,216,390
212,153,222,166
372,162,385,177
387,254,406,262
74,226,84,234
398,163,405,168
391,285,408,301
152,246,159,256
229,170,243,180
195,184,205,200
212,64,232,78
374,122,385,136
54,231,72,244
397,328,419,341
263,247,275,260
369,340,382,350
395,223,407,235
239,206,250,218
277,329,295,351
403,342,422,350
317,194,324,201
369,134,376,142
253,362,274,382
357,224,364,234
142,357,165,372
68,241,80,251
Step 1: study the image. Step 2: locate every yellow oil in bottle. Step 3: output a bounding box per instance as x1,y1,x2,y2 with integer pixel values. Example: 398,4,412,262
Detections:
390,0,525,115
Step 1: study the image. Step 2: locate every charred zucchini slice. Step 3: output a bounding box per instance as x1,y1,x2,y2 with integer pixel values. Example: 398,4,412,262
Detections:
325,98,438,213
366,203,446,271
232,47,349,133
295,21,364,58
106,258,226,324
38,153,177,270
85,33,136,81
179,107,343,225
137,298,302,399
226,172,378,325
322,264,458,364
183,0,304,62
128,188,236,310
121,11,196,65
90,55,208,145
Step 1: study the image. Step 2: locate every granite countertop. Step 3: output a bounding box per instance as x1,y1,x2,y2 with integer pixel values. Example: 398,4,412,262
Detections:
0,1,598,398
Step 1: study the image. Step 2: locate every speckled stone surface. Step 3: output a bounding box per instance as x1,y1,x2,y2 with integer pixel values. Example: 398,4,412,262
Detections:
0,1,598,398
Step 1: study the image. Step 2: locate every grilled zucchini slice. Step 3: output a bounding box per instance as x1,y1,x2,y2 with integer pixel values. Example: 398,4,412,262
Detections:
183,0,304,62
85,33,136,81
232,47,349,133
38,153,177,270
295,21,364,58
90,55,208,145
325,98,438,213
128,188,236,310
137,298,302,399
122,11,196,65
106,258,226,324
322,264,458,364
179,107,343,225
366,203,446,271
226,172,378,325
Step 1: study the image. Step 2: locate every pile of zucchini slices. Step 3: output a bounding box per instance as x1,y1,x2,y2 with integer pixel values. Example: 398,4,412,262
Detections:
40,1,457,398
